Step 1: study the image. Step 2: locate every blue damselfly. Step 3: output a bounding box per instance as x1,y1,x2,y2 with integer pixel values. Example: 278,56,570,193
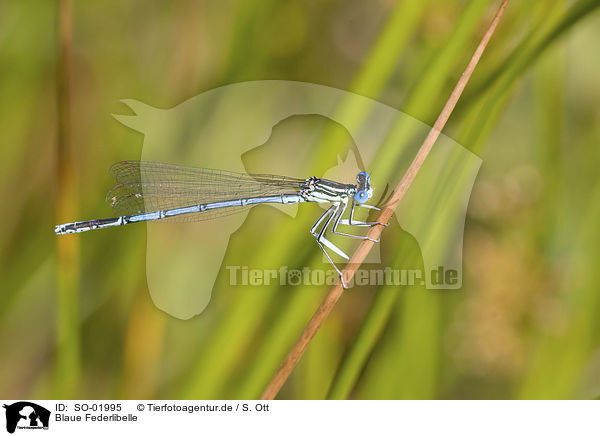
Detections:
55,161,387,286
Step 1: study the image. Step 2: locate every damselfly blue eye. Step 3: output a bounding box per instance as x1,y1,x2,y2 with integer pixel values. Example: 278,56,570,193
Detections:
355,190,369,204
357,171,370,183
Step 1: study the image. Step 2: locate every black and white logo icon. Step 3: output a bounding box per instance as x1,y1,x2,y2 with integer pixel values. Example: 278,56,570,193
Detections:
3,402,50,434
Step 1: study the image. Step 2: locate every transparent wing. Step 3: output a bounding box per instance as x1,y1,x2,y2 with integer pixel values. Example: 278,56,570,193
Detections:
105,161,305,222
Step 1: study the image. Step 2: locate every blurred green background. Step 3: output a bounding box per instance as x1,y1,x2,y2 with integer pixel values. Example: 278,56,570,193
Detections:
1,0,600,399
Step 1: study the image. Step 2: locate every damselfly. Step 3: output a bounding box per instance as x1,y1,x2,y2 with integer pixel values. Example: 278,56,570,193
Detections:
55,161,387,286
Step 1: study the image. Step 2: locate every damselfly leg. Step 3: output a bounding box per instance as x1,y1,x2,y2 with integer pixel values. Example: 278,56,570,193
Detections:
310,200,388,288
311,204,349,259
310,204,348,287
339,201,390,227
332,201,381,242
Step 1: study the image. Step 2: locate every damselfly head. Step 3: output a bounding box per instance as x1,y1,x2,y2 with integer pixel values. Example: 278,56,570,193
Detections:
354,171,373,204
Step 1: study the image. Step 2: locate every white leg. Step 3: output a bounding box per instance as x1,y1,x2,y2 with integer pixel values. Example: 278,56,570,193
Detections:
310,203,350,288
340,202,389,227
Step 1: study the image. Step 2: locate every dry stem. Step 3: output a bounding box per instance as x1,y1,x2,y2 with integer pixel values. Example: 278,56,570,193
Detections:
260,0,510,400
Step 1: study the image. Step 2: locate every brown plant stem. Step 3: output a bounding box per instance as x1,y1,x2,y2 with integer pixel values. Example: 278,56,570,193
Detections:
55,0,80,397
260,0,510,400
